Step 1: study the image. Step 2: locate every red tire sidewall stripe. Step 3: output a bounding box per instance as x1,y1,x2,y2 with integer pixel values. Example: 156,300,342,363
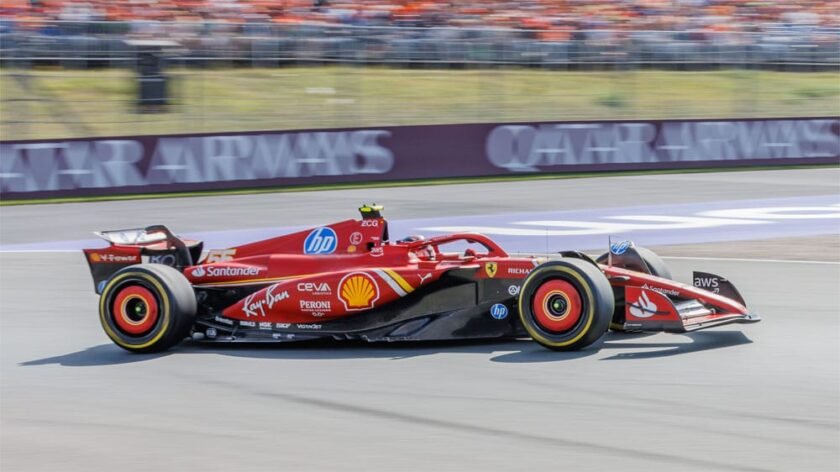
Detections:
532,279,582,333
112,285,159,336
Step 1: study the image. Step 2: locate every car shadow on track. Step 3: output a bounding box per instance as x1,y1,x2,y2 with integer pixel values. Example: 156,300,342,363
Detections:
20,331,752,367
596,331,754,360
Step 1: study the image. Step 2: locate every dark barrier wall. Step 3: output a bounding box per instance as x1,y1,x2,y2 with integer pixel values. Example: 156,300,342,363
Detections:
2,117,838,199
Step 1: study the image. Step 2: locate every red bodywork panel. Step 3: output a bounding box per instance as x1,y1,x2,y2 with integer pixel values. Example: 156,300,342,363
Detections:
84,246,142,265
224,218,388,260
184,218,536,324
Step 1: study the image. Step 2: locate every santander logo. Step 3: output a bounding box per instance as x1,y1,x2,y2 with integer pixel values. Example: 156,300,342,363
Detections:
191,265,261,278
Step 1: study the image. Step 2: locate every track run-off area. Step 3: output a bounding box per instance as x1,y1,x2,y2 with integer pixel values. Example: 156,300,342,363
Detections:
1,168,838,472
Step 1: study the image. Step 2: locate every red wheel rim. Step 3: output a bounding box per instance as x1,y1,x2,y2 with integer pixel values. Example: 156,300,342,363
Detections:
532,280,582,333
112,285,159,335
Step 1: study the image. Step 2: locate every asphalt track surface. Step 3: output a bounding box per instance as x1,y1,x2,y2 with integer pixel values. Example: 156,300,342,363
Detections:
1,168,839,472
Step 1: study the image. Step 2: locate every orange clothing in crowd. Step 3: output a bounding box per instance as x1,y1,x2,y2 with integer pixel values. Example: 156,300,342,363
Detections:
1,0,837,30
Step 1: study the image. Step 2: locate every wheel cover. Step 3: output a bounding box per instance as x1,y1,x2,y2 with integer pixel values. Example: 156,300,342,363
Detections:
532,280,582,333
112,285,159,336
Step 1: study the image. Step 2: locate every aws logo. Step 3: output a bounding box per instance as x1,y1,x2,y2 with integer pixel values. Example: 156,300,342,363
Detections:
338,272,380,311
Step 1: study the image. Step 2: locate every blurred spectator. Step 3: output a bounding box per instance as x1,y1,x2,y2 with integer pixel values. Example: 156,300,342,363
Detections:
0,0,836,69
0,0,837,33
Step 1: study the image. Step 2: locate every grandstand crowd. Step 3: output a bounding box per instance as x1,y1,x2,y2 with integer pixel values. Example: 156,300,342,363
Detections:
2,0,838,34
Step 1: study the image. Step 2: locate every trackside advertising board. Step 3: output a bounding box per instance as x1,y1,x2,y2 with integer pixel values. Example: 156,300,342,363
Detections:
2,117,838,199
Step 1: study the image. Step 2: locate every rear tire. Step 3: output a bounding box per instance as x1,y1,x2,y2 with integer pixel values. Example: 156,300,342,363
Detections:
98,264,196,353
596,246,671,331
518,259,613,351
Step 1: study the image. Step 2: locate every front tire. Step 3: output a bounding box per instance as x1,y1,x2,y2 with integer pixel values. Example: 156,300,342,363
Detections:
99,264,196,353
519,259,614,351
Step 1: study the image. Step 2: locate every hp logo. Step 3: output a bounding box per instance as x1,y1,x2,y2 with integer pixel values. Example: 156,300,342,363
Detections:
304,227,338,255
490,303,509,320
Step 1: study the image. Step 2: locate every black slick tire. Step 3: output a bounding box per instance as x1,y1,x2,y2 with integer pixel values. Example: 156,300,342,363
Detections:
518,259,614,351
98,264,196,353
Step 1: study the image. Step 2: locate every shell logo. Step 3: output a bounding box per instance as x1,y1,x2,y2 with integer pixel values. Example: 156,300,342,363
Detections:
338,272,380,311
90,253,101,262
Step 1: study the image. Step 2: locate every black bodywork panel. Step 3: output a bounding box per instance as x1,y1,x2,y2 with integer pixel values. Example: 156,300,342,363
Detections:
194,269,527,343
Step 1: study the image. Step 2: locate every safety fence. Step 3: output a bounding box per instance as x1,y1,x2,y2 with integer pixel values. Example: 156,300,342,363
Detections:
2,117,838,200
2,22,839,69
2,22,839,141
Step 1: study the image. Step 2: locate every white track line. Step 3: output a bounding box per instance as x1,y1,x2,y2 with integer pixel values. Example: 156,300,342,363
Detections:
517,252,840,265
660,255,840,265
0,249,81,253
2,250,838,265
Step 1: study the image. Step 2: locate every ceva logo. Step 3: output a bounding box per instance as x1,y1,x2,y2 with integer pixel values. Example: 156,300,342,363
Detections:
304,227,338,255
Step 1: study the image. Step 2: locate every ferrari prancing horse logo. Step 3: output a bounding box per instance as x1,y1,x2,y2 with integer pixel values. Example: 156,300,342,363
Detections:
485,262,498,278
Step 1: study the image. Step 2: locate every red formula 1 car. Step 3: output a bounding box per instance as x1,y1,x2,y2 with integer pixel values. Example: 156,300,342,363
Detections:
83,204,760,353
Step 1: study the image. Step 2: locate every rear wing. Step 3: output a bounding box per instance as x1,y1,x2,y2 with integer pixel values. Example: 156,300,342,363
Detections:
95,225,174,246
83,225,202,294
93,225,201,266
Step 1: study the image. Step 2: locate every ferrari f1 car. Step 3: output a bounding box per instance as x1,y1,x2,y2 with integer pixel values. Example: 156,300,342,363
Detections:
84,204,760,353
